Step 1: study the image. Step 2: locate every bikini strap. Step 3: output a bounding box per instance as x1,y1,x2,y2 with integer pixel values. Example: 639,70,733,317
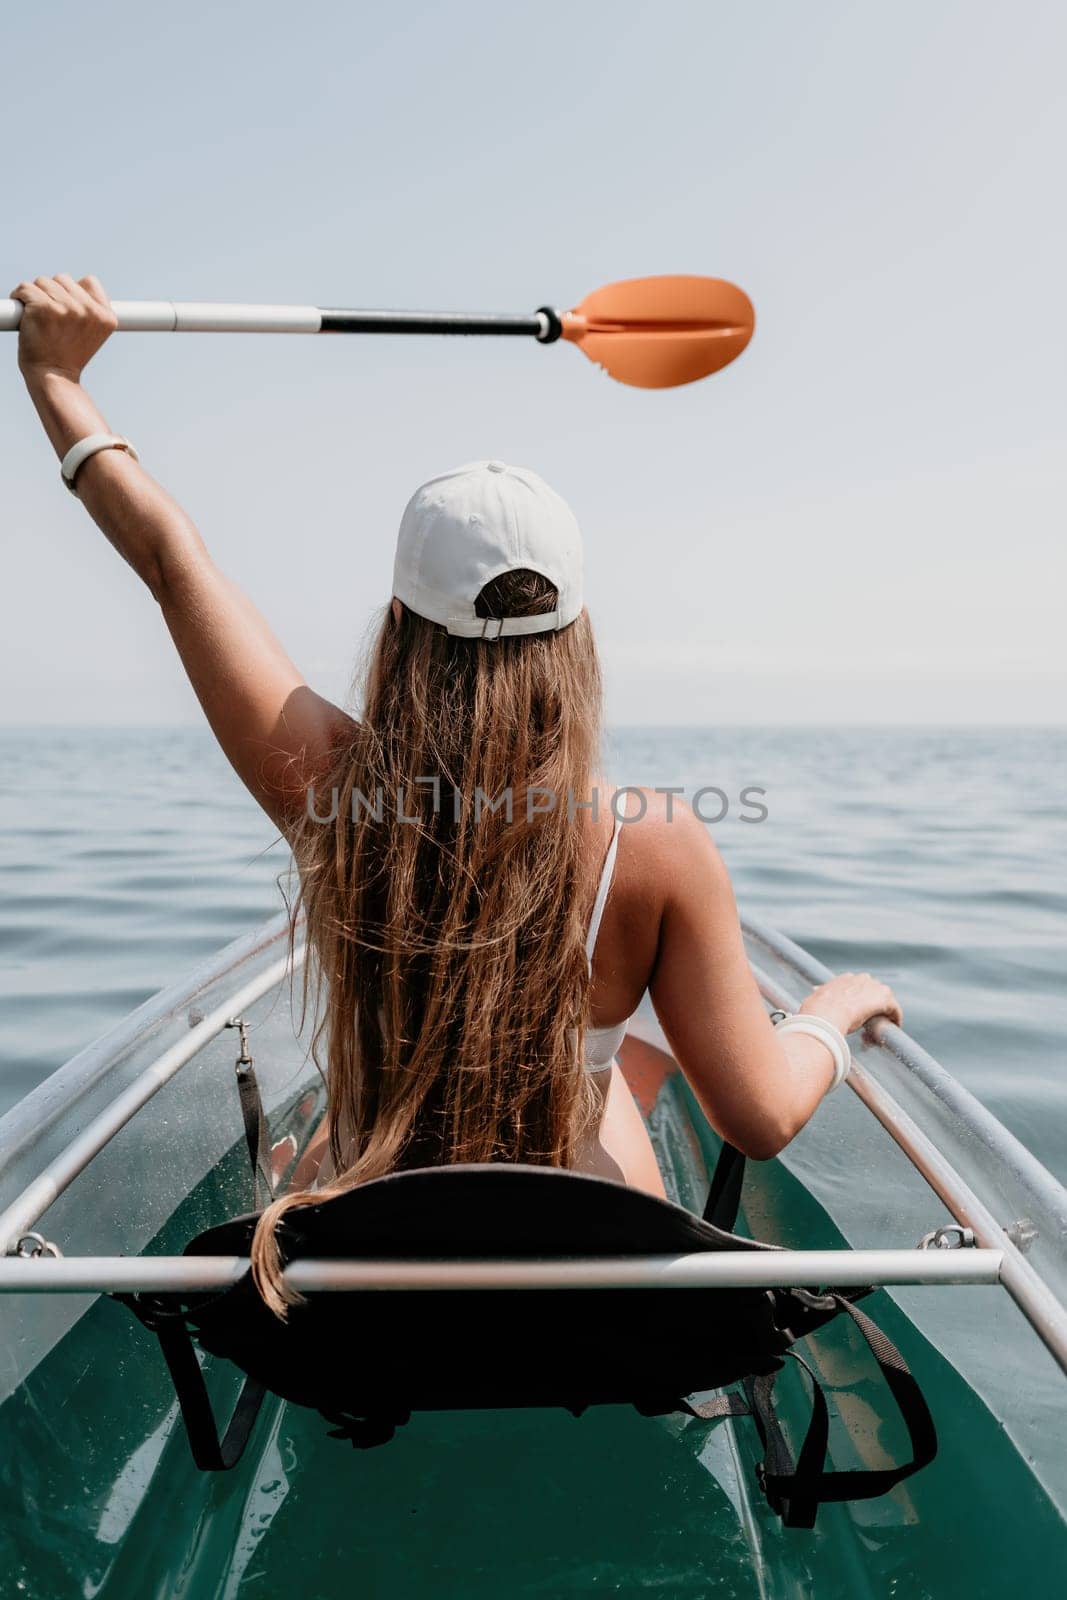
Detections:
585,794,628,967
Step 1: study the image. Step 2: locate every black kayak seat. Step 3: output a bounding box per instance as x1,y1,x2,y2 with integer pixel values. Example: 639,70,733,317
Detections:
186,1164,787,1414
119,1159,937,1528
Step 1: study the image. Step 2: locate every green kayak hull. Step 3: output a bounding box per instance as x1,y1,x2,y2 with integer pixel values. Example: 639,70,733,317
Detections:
1,920,1064,1597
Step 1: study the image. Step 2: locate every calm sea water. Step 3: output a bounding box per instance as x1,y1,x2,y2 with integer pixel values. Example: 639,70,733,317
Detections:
0,725,1064,1183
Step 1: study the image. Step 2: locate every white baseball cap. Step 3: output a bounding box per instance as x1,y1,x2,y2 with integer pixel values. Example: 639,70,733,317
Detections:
392,460,584,640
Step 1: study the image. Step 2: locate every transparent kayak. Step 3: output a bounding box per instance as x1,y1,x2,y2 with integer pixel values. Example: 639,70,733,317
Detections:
0,913,1064,1598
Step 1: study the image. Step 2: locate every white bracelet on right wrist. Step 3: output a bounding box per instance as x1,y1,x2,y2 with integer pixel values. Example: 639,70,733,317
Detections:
771,1010,852,1092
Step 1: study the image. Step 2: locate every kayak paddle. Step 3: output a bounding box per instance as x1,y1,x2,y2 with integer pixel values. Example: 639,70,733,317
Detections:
0,274,754,389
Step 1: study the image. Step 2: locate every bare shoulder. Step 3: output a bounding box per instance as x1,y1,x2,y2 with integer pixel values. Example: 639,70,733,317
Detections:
613,787,727,888
588,789,736,1009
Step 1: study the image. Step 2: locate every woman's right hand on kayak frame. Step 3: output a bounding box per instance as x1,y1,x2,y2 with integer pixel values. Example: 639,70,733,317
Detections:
799,971,902,1037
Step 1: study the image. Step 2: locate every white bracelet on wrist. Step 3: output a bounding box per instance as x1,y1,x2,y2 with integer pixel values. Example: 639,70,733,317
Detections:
771,1010,852,1092
60,433,139,498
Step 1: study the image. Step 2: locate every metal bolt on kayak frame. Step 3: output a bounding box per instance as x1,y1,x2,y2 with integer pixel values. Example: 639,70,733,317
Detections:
226,1015,252,1069
10,1231,62,1260
1004,1218,1038,1253
918,1224,976,1251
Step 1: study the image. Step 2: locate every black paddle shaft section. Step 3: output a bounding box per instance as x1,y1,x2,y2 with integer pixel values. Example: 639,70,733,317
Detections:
318,307,562,341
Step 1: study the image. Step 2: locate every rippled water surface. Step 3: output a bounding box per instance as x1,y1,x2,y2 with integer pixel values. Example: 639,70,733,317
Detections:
1,725,1064,1182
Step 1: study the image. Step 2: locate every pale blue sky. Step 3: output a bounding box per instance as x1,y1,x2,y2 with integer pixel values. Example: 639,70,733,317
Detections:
2,0,1064,725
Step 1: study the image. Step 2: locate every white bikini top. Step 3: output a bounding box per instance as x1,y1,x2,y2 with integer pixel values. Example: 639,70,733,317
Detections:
581,801,634,1073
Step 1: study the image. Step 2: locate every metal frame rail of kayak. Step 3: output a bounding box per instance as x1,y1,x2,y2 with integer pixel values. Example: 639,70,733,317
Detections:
1,913,1066,1378
0,1249,1004,1295
740,914,1067,1377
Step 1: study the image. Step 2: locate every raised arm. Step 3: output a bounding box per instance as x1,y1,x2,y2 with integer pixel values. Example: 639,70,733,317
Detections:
648,802,901,1159
12,273,355,833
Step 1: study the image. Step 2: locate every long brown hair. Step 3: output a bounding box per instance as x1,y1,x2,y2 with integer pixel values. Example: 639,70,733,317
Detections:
252,568,604,1314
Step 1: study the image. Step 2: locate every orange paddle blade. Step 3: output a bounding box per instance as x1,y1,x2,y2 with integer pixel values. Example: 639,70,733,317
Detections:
561,274,754,389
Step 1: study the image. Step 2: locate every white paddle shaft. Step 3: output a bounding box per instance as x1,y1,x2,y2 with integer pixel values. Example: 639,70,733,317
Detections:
0,300,323,333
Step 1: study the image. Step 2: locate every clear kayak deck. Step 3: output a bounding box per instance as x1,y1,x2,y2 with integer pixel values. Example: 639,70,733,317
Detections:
0,914,1064,1598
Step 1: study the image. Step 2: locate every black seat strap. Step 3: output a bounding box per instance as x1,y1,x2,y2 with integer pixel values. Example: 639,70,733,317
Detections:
109,1035,275,1472
758,1295,938,1527
117,1295,266,1471
703,1142,746,1231
745,1367,801,1496
235,1059,274,1212
679,1294,937,1528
